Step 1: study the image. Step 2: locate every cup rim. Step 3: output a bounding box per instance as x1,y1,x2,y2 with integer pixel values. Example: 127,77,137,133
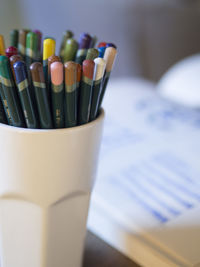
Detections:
0,108,105,134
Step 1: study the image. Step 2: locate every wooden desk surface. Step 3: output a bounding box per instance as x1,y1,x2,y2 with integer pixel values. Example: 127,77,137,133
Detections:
83,231,140,267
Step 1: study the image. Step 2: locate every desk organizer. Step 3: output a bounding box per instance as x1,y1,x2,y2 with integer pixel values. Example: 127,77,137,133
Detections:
0,109,104,267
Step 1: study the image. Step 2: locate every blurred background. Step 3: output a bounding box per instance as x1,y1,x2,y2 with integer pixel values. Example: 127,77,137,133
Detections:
1,0,200,81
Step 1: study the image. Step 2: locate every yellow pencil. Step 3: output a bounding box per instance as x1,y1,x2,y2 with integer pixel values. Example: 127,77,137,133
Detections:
0,35,6,55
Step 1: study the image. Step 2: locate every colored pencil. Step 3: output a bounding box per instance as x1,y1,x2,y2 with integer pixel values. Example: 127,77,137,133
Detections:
0,29,117,129
90,57,106,121
64,61,77,127
98,47,117,109
106,43,117,49
59,30,73,59
10,29,19,48
48,55,61,101
30,62,53,129
90,35,98,48
43,38,56,85
26,32,38,68
78,59,94,125
0,93,7,124
13,61,38,128
75,33,92,65
86,48,99,61
98,47,106,58
0,35,6,55
9,54,23,85
33,29,42,60
5,46,18,58
0,82,11,124
97,42,107,48
51,61,65,128
0,55,24,127
63,38,78,63
18,29,29,60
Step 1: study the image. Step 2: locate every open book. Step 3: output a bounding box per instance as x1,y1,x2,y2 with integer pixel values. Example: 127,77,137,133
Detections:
87,78,200,267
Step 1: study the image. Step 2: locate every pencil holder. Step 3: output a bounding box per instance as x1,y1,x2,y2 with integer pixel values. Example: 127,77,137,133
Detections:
0,109,104,267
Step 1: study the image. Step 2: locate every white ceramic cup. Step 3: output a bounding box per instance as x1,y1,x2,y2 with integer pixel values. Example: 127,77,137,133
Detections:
0,109,105,267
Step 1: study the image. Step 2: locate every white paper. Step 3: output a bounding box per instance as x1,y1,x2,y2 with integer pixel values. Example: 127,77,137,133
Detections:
88,78,200,267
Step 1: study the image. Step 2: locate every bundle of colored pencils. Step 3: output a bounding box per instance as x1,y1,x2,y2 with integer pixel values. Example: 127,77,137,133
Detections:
0,29,117,129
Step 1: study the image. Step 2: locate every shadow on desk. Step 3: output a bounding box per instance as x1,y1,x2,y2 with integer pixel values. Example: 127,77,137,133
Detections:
83,231,140,267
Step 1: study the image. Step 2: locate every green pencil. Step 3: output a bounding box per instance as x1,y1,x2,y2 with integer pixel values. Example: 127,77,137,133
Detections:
59,30,73,60
18,29,29,60
63,38,78,63
51,61,65,128
86,48,99,61
78,59,94,125
90,57,106,121
75,63,82,107
0,84,8,124
13,61,38,129
48,55,61,100
98,47,117,110
30,62,53,129
0,56,25,127
10,29,19,48
90,35,98,48
26,32,38,69
0,82,12,124
64,61,77,127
